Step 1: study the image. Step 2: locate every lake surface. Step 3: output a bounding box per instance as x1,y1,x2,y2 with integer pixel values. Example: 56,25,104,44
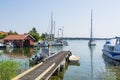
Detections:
0,40,120,80
51,40,120,80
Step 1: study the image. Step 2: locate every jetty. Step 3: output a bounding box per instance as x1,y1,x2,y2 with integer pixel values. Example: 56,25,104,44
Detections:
12,51,71,80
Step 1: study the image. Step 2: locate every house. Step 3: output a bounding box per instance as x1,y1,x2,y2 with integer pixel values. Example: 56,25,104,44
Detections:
3,34,35,47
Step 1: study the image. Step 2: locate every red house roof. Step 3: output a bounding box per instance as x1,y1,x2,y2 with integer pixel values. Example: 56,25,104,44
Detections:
4,34,35,41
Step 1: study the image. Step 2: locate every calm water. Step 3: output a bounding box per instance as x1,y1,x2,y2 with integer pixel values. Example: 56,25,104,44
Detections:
0,40,120,80
51,40,120,80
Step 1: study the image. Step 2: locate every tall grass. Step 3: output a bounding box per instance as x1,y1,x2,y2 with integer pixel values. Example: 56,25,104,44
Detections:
0,60,19,80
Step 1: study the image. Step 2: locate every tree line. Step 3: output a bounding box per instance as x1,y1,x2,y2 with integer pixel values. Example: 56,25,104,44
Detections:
0,27,47,42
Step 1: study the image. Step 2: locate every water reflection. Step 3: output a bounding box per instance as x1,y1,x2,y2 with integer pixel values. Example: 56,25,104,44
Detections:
0,48,34,74
102,54,120,66
102,54,120,80
4,48,35,58
88,46,95,80
68,62,80,66
0,49,4,54
1,46,64,63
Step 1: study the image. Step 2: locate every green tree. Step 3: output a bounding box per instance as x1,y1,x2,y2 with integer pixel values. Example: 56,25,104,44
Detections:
28,27,40,41
14,31,18,35
31,27,37,33
8,30,18,35
40,33,46,40
0,33,7,39
8,30,13,35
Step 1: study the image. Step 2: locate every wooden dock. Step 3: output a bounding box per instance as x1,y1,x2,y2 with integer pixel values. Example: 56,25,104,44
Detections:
12,51,70,80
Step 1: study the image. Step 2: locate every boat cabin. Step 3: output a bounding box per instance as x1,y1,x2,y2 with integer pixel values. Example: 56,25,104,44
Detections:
115,37,120,45
104,37,120,52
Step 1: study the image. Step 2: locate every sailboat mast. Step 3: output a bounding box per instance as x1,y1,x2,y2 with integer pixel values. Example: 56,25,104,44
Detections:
50,12,53,40
62,26,64,37
88,9,96,46
90,9,93,40
54,21,55,38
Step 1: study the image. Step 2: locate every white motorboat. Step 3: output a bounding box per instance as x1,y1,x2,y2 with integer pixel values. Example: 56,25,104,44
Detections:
0,43,6,49
48,39,63,46
102,37,120,60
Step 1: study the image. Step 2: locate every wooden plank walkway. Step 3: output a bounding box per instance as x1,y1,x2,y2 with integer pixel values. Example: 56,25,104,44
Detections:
12,51,69,80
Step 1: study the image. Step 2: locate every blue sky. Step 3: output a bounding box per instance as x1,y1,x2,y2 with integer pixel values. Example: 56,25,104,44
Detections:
0,0,120,38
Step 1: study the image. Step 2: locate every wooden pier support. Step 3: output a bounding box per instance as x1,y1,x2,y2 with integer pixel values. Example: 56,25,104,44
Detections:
53,58,66,76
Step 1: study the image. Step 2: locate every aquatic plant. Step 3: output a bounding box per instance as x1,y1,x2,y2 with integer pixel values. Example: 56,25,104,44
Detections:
98,70,116,80
0,60,19,80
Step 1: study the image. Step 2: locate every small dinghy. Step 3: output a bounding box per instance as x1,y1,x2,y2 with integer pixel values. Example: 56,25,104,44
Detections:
69,55,79,63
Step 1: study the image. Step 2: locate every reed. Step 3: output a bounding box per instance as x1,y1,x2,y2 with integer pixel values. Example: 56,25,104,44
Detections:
0,60,19,80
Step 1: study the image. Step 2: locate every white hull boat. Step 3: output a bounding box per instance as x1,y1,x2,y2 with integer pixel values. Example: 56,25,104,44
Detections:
0,43,6,49
102,37,120,60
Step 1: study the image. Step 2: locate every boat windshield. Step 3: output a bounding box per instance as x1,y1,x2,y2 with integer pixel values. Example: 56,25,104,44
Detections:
109,39,116,44
115,38,120,44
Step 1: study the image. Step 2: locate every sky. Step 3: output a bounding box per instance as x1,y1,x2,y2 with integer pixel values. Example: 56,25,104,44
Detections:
1,0,120,38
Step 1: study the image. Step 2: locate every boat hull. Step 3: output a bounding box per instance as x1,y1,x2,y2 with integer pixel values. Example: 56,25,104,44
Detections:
49,43,63,46
48,41,63,46
88,41,96,46
102,54,120,66
102,49,120,60
88,43,96,46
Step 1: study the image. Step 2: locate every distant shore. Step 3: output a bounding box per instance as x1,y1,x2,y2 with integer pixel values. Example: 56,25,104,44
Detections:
56,37,113,40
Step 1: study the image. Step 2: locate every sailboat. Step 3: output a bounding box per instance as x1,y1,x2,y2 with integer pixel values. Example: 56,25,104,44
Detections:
88,10,96,46
48,12,63,46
